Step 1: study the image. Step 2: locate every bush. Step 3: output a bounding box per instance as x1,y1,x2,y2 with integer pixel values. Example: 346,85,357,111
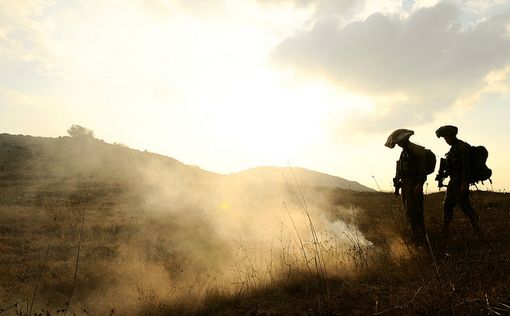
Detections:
67,125,95,139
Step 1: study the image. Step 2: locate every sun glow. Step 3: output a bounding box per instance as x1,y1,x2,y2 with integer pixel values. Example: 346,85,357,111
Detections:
2,0,510,193
0,0,383,180
48,1,366,172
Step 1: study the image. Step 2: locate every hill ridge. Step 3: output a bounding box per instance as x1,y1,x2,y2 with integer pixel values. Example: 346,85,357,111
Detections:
230,165,374,192
0,133,372,192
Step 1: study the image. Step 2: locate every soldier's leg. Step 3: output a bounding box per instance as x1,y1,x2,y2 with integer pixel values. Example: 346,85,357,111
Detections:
441,181,457,235
401,183,412,229
458,189,482,234
413,187,426,241
403,182,424,241
402,183,416,236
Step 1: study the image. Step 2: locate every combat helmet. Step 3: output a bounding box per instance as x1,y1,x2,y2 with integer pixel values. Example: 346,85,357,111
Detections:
435,125,458,138
385,129,414,148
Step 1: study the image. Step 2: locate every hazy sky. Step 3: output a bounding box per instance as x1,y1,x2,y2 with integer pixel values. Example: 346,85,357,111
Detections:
1,0,509,191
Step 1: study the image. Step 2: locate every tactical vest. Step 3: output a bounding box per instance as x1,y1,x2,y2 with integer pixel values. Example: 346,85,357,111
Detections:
397,151,414,178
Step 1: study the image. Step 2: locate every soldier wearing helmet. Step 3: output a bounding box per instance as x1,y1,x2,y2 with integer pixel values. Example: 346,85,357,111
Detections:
386,129,429,243
436,125,482,238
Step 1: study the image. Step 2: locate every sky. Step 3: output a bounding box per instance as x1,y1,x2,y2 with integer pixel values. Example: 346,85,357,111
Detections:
1,0,509,192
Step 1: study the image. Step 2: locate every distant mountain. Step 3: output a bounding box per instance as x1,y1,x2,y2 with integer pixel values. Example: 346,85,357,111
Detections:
229,166,374,192
0,133,372,193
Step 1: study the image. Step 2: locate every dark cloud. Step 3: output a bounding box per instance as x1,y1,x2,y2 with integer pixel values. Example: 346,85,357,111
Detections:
270,2,510,131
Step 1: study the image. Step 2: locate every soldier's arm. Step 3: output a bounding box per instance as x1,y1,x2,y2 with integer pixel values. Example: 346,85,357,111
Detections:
393,154,403,196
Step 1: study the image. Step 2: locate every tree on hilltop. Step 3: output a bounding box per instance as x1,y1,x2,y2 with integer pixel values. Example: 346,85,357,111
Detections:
67,125,95,138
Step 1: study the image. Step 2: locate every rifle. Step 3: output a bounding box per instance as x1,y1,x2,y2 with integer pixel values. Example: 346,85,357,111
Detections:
393,160,402,196
435,158,449,188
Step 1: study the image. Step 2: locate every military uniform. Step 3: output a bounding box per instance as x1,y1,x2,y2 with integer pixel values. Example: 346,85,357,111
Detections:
397,142,427,242
442,139,481,233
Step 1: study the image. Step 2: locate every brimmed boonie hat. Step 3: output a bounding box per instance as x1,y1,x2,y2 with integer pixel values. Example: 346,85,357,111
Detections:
385,129,414,148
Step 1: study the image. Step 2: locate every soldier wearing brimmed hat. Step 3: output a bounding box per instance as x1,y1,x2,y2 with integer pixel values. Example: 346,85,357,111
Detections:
386,129,430,243
435,125,482,238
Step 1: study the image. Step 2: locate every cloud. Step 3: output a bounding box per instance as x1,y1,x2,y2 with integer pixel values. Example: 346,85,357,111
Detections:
270,2,510,132
135,0,230,20
453,65,510,109
257,0,362,17
0,0,71,94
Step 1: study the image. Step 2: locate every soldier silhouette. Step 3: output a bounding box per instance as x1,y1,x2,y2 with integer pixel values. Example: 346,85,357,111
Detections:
435,125,483,239
386,129,433,243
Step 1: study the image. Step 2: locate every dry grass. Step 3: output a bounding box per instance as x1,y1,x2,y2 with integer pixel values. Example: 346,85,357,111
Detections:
1,134,510,315
2,185,509,315
178,190,510,315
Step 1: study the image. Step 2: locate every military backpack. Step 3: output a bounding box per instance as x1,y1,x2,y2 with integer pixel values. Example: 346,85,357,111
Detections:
424,148,436,175
469,145,492,184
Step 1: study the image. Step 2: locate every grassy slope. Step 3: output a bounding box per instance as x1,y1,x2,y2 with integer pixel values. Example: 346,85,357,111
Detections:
190,190,510,315
3,187,508,315
1,134,510,315
0,134,223,314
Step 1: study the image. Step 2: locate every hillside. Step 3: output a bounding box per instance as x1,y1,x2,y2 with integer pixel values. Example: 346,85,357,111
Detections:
0,133,371,193
0,133,372,220
1,133,509,315
0,133,219,185
231,166,374,191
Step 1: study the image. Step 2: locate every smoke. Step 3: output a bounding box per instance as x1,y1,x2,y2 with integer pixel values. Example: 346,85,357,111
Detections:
109,162,376,309
0,135,376,315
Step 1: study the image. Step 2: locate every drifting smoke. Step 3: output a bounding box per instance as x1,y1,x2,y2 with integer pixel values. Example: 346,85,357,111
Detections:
0,135,374,315
104,161,376,312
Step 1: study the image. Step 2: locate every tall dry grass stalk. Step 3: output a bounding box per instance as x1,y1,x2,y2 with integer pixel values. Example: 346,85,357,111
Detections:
28,243,50,315
282,166,330,311
63,213,85,316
